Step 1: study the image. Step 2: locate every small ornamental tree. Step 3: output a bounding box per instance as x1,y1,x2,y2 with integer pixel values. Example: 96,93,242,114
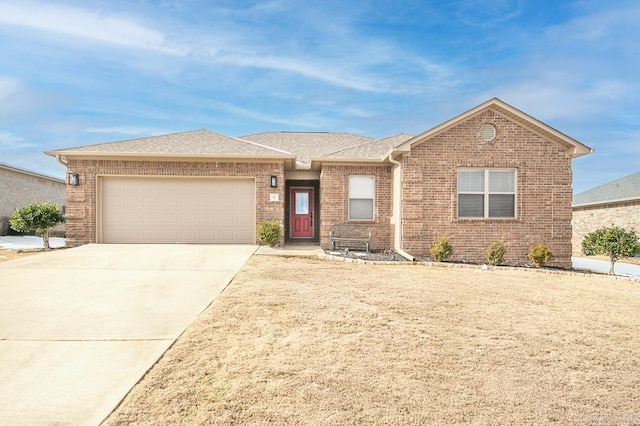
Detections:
10,202,66,249
582,226,640,275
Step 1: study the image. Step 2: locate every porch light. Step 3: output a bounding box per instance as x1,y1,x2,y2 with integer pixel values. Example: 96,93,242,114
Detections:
270,175,277,188
68,173,79,186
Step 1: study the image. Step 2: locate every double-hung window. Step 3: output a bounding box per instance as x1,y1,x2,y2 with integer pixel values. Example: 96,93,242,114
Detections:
348,175,375,220
457,169,516,218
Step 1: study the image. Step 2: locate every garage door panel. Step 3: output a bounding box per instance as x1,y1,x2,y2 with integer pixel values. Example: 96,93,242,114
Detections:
216,213,235,225
236,198,253,210
143,213,161,227
143,197,162,209
182,197,198,209
101,177,255,244
180,230,198,241
198,214,214,225
142,230,162,241
162,213,178,226
162,197,178,209
122,196,141,209
237,214,253,226
200,230,215,240
217,231,236,241
200,197,215,208
161,230,178,240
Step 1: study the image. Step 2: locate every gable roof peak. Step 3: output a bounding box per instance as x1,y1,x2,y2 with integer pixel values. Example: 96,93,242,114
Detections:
393,98,593,159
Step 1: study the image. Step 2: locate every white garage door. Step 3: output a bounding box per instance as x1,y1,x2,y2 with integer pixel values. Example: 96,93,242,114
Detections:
100,177,255,243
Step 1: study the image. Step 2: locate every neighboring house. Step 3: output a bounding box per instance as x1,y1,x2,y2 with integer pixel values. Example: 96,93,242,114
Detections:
46,98,592,268
0,162,66,235
572,171,640,254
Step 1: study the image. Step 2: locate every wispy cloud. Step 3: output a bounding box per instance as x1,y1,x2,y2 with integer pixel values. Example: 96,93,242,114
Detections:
484,78,633,121
85,126,168,136
547,2,640,50
474,2,640,122
453,0,524,27
0,1,180,54
0,1,453,94
209,101,340,130
0,77,22,100
0,76,61,122
0,132,37,149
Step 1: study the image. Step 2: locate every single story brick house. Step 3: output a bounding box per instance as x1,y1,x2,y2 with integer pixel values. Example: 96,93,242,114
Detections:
46,98,592,267
0,162,66,236
572,171,640,254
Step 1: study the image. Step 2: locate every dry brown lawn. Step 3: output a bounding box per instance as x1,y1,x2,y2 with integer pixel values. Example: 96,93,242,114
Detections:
0,248,38,263
105,256,640,425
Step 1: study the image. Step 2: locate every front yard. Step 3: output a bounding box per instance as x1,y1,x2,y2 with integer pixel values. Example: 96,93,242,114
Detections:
105,256,640,425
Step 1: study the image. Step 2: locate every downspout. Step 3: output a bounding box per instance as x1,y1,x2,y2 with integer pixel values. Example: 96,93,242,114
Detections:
55,155,68,167
387,152,416,261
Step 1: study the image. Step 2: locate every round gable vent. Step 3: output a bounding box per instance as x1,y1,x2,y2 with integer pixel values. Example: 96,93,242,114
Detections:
479,124,496,142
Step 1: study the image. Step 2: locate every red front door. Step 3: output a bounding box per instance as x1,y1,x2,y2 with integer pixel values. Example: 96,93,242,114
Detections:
290,187,314,238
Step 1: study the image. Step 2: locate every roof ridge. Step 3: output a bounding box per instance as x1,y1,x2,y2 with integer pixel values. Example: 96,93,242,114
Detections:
52,129,208,152
279,131,330,134
234,137,293,155
321,139,381,157
375,132,414,143
321,133,413,157
240,131,375,139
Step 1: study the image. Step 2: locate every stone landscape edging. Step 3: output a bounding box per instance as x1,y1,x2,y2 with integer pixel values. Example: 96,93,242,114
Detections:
318,253,640,282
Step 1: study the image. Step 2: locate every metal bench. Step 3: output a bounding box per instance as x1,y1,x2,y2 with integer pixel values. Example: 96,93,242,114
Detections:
329,225,371,253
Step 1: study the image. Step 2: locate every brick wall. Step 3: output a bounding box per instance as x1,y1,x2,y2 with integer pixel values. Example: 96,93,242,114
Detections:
572,201,640,254
319,163,392,251
401,109,574,268
65,158,285,246
0,167,66,236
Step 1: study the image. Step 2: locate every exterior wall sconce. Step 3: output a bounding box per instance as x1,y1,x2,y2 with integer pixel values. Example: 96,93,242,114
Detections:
270,175,277,188
68,173,79,186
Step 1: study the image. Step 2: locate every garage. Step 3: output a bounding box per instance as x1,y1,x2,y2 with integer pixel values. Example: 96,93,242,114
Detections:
99,177,255,243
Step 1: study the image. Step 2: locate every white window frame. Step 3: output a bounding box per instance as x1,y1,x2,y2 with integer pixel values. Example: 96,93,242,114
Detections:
457,169,517,219
348,175,375,221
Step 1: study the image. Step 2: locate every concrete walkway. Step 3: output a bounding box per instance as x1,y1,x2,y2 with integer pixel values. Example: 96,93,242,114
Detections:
256,245,325,257
572,256,640,278
0,244,256,425
0,235,66,250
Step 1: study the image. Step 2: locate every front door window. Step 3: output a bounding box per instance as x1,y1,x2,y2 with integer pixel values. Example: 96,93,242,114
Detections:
295,192,309,215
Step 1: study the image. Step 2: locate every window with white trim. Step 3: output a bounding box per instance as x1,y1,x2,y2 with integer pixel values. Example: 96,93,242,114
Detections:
348,175,375,220
457,169,516,218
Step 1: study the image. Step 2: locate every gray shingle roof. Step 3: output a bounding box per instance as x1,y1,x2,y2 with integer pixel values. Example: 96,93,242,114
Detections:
240,132,374,167
0,162,65,183
573,171,640,206
47,129,414,168
47,129,292,158
319,133,414,161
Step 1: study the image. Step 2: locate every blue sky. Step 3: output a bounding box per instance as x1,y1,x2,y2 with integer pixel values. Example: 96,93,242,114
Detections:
0,0,638,193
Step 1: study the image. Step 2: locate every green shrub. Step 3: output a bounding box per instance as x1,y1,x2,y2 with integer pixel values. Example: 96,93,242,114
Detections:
485,239,507,266
430,236,453,262
257,220,281,247
10,202,66,249
528,242,553,267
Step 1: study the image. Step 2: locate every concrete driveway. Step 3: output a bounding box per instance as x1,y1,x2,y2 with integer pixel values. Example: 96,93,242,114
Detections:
0,244,256,425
